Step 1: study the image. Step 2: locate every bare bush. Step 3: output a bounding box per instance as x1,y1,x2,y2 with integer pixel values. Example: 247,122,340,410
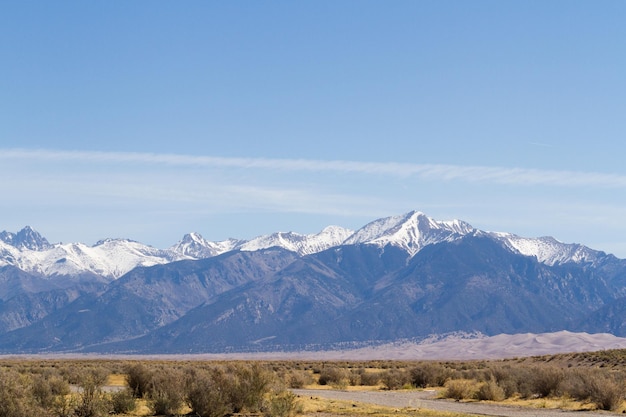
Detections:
380,368,410,390
185,367,235,417
74,368,111,417
475,377,505,401
529,366,564,398
32,372,70,409
587,374,625,411
265,391,301,417
561,369,625,411
51,395,78,417
0,370,43,417
359,370,382,386
318,366,349,387
348,369,362,386
410,363,454,388
147,368,185,416
125,363,152,398
110,389,136,414
227,363,271,413
287,370,313,388
443,379,479,400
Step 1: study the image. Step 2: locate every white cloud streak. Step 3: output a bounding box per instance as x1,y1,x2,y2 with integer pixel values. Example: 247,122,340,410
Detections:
2,148,626,188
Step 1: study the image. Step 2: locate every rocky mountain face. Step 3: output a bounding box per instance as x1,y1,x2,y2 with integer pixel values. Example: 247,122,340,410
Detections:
0,226,51,251
0,211,625,354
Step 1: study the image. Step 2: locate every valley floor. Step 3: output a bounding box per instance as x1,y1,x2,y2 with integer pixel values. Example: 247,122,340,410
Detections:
294,389,611,417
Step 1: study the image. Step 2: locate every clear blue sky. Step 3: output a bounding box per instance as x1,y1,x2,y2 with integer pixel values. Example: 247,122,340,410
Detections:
2,1,626,256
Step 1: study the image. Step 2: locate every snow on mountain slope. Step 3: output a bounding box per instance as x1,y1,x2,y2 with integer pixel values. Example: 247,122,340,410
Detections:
0,238,187,279
489,232,607,266
345,211,608,265
0,225,355,280
344,211,475,256
169,233,241,258
239,225,354,255
1,211,618,281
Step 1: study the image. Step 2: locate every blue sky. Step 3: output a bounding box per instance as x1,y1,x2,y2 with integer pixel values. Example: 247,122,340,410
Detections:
2,1,626,256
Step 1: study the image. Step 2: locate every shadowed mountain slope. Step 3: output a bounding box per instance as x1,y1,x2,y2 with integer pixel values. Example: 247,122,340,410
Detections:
88,236,626,354
1,212,625,354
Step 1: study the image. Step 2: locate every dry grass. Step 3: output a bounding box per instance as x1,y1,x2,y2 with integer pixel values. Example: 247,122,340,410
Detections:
499,396,598,411
303,383,383,391
298,395,480,417
106,374,127,386
0,352,625,415
119,398,152,416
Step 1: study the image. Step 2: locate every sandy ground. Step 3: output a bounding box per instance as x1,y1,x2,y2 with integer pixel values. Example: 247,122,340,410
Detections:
293,389,612,417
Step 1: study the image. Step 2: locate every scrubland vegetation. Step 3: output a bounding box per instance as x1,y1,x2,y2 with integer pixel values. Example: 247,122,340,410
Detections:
0,349,624,416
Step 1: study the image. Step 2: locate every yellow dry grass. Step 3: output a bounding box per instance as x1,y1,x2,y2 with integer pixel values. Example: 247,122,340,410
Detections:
298,395,480,417
106,373,127,386
499,396,622,412
302,383,383,391
128,399,152,416
301,386,626,414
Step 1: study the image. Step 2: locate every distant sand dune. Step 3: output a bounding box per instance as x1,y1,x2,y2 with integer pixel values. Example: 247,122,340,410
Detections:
3,331,625,361
311,331,626,360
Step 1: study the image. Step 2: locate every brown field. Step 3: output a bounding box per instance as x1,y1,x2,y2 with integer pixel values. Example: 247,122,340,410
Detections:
0,349,624,416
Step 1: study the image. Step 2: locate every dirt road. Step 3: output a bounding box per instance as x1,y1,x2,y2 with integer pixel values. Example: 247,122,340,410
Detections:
293,389,612,417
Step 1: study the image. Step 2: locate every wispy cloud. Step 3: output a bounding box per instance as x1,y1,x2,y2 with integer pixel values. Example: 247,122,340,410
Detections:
3,148,626,256
528,141,554,148
2,148,626,188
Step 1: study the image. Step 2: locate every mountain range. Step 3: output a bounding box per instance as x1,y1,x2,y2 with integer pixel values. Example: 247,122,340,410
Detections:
0,210,624,354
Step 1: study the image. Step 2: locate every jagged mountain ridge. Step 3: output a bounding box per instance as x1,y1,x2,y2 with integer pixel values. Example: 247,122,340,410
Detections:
0,237,185,280
65,235,626,354
0,211,611,281
0,224,354,280
0,226,51,251
344,211,474,255
0,210,625,354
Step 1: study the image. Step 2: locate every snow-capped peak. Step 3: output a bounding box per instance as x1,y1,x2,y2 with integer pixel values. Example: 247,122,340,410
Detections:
490,232,606,266
0,211,616,282
344,210,474,255
0,226,51,251
169,233,241,258
11,239,187,280
239,226,354,256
